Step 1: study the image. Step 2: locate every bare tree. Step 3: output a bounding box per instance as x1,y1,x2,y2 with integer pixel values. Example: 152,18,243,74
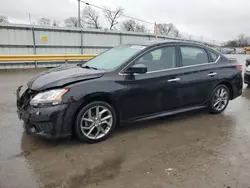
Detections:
173,29,182,38
38,18,51,26
158,23,177,36
64,17,78,28
82,6,101,29
121,19,135,31
52,20,60,27
238,34,248,47
225,40,238,47
135,24,147,33
103,7,124,30
121,19,147,32
0,15,9,24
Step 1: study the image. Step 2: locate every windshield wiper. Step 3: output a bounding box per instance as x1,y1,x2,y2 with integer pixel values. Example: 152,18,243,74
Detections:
79,65,98,70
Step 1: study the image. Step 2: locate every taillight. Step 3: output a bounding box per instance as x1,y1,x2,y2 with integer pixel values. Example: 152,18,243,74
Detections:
235,63,242,72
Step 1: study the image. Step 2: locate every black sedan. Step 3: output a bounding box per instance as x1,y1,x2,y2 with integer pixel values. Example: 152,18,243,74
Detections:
17,40,243,143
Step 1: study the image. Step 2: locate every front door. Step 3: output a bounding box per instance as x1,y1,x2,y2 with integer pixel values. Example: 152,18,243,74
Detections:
118,45,182,120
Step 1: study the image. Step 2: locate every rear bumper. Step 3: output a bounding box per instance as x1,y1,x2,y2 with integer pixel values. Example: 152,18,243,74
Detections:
230,73,243,100
17,104,72,139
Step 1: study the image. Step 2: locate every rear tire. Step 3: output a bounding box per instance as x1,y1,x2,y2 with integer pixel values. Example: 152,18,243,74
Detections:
208,85,230,114
75,101,117,143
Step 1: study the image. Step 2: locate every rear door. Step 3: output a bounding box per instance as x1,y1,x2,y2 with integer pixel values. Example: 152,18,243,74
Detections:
179,45,219,107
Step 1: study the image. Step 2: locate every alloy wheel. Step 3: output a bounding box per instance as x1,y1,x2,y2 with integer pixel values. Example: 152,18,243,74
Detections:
80,105,113,140
212,87,229,111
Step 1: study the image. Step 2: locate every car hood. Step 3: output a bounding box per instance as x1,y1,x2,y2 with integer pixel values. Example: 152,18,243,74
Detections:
27,65,106,91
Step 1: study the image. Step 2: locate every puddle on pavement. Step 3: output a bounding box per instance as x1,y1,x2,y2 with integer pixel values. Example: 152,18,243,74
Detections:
66,155,124,188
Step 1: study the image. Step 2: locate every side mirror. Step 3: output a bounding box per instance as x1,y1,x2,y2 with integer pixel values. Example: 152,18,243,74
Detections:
246,58,250,67
125,64,147,74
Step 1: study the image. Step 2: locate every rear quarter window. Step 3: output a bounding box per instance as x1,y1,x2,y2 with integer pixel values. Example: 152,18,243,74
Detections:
209,51,219,62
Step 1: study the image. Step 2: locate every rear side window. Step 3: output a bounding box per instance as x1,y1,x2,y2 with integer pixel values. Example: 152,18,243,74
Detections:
180,46,209,66
209,51,219,62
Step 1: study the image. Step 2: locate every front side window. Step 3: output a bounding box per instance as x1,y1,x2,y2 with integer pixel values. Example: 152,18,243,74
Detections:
84,45,145,70
180,46,209,66
134,46,176,72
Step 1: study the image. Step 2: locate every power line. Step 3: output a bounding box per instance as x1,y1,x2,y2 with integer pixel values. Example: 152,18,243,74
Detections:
76,1,208,43
79,0,155,25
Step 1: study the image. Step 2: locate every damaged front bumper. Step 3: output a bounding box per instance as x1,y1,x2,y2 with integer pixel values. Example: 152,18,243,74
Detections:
16,87,72,139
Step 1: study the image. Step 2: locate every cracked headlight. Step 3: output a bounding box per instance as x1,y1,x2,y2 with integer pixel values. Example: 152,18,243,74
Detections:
30,88,69,107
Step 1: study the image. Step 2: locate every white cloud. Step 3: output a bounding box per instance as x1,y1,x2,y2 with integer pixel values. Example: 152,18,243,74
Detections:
1,0,250,43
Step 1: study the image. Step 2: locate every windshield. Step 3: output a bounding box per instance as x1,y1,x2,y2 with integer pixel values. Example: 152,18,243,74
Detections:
84,45,146,70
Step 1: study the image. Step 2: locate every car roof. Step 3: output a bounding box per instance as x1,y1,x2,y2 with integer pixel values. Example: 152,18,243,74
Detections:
133,39,207,48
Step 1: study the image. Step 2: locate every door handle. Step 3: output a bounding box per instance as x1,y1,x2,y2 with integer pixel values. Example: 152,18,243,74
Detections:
167,78,180,82
207,72,217,76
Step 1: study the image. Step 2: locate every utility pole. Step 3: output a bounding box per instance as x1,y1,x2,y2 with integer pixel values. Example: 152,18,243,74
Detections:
28,13,32,25
154,22,158,40
78,0,81,28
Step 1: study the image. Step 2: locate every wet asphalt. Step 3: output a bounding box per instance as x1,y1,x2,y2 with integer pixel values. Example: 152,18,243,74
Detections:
0,55,250,188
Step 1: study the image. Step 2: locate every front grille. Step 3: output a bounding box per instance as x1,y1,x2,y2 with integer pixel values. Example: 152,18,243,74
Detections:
20,89,37,109
34,122,53,133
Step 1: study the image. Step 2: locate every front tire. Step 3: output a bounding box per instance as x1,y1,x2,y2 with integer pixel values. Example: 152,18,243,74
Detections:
75,101,117,143
208,85,230,114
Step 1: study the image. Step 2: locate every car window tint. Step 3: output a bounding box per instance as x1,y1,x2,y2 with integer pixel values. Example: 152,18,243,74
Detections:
180,46,209,66
135,46,176,72
85,45,144,70
209,51,219,62
151,49,162,60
